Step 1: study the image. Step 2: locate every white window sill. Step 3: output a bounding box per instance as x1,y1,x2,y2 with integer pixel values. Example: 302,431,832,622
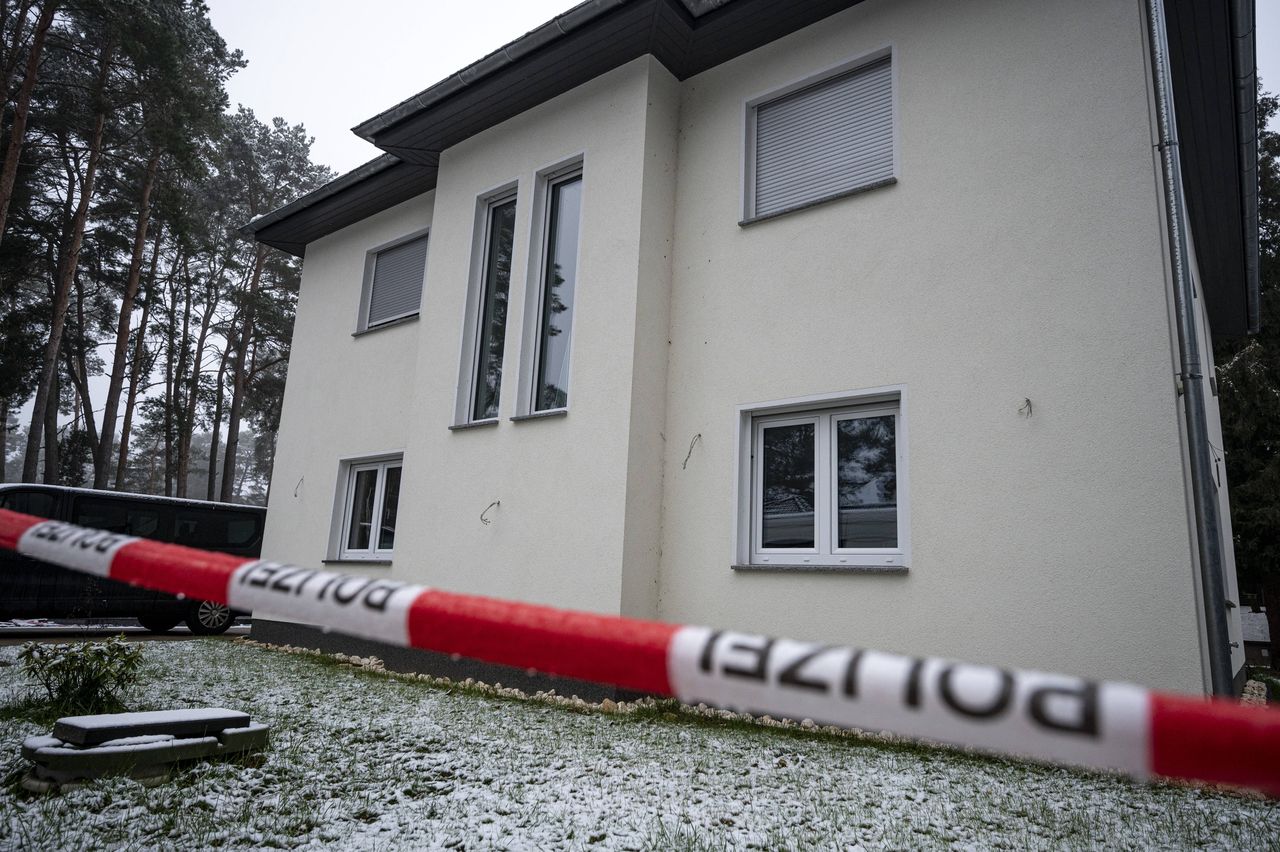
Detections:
739,177,897,227
448,419,499,432
323,558,393,566
731,563,907,575
511,408,568,423
352,314,419,337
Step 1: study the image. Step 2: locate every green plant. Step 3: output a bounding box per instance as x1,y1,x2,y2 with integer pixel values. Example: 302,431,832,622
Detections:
18,637,144,715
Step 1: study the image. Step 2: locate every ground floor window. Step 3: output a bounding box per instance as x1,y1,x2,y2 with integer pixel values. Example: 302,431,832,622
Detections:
338,457,402,560
738,389,907,569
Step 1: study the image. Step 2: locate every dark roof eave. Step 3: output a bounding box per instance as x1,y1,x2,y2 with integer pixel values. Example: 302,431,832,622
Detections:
352,0,634,142
238,154,402,239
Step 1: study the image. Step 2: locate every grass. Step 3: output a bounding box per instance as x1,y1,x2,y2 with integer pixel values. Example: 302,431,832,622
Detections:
0,639,1277,850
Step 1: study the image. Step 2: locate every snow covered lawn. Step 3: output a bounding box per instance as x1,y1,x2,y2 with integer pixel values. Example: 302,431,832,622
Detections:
1,639,1276,850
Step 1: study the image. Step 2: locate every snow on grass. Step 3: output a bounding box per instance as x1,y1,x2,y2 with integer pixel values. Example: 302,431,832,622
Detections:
0,639,1276,850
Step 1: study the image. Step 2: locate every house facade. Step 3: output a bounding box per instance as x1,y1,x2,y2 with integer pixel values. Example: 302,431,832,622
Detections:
245,0,1259,695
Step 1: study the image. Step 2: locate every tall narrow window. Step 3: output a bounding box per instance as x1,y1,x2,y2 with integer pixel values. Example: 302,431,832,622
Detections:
338,457,402,560
533,172,582,411
471,196,517,420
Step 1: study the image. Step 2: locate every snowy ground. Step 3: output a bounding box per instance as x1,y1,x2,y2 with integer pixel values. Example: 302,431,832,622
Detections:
1,640,1277,851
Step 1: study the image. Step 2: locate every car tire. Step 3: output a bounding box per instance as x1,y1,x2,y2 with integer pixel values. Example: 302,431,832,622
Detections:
186,601,234,635
137,615,182,634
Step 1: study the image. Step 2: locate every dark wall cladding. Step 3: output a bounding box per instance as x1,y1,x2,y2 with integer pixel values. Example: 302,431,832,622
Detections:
1164,0,1251,337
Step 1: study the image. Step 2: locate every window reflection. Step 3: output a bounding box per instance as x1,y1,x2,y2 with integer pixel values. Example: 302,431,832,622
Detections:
761,422,816,548
473,198,516,420
378,466,401,551
347,469,378,551
535,174,582,411
836,415,897,548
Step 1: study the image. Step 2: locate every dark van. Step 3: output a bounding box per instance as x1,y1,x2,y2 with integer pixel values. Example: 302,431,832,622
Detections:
0,484,265,634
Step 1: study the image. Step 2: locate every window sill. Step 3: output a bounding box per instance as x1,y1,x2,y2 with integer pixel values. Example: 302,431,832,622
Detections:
352,314,419,337
448,419,499,432
510,408,567,423
731,563,907,575
739,177,897,227
322,559,392,566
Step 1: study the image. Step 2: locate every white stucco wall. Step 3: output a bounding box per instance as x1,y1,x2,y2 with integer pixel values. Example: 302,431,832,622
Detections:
655,0,1207,692
262,193,433,572
263,0,1239,693
381,58,676,616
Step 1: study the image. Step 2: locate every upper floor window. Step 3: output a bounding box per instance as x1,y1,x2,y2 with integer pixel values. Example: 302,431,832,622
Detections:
359,232,429,332
457,189,517,425
744,52,895,222
529,167,583,413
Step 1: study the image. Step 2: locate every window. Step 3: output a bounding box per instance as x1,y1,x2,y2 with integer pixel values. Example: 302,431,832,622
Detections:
73,497,163,538
460,190,517,423
0,489,57,518
530,168,582,412
738,391,907,569
174,507,262,551
360,232,429,330
338,458,402,560
744,52,894,222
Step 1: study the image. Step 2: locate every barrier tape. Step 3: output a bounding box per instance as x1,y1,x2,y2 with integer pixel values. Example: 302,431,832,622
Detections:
2,507,1278,797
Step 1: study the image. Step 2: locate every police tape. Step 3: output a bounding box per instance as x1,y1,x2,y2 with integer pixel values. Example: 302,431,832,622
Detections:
2,507,1277,797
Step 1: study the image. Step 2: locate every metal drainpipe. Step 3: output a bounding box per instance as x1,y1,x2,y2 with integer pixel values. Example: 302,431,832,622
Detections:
1144,0,1235,696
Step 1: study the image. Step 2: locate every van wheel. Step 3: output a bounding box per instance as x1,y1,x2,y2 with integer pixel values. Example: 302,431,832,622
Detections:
137,615,182,634
186,601,234,635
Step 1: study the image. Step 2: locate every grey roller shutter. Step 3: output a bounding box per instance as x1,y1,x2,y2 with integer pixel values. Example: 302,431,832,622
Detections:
368,235,428,326
754,57,893,218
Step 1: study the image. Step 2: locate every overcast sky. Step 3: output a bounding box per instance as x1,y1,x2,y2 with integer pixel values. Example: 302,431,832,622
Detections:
206,0,1280,177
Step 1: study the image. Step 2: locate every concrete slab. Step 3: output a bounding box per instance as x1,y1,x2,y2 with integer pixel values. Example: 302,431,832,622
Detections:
53,708,249,745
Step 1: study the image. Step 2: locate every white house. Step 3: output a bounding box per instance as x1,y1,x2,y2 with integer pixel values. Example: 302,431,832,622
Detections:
243,0,1259,696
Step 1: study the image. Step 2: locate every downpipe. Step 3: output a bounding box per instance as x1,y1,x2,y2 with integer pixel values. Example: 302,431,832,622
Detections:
1144,0,1234,696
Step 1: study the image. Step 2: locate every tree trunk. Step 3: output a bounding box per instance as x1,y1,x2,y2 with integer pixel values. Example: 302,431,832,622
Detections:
176,273,216,497
220,245,266,502
206,341,230,502
173,254,194,496
21,37,113,481
162,278,176,496
41,367,57,483
115,223,163,488
0,0,56,246
95,150,160,487
0,397,9,483
61,277,100,456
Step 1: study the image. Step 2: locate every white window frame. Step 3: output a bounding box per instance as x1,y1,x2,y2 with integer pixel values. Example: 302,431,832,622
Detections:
741,45,898,224
333,455,403,561
356,229,430,334
515,155,584,417
454,183,519,426
734,386,909,570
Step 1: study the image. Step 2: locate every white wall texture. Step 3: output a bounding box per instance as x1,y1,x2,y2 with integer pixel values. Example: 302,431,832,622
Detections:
264,0,1241,692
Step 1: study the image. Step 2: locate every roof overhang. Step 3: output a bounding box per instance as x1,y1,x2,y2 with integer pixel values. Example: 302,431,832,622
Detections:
242,0,1259,337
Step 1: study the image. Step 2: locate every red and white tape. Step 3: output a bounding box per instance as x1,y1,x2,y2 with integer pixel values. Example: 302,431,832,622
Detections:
3,508,1278,797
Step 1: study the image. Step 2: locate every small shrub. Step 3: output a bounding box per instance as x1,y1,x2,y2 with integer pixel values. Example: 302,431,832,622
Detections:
18,637,144,715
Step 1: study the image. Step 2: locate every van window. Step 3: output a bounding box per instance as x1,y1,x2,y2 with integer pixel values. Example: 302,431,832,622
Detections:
73,497,162,537
0,489,57,518
174,507,260,549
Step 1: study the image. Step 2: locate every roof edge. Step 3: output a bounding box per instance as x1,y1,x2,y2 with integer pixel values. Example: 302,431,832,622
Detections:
351,0,633,142
238,154,402,237
1230,0,1260,334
